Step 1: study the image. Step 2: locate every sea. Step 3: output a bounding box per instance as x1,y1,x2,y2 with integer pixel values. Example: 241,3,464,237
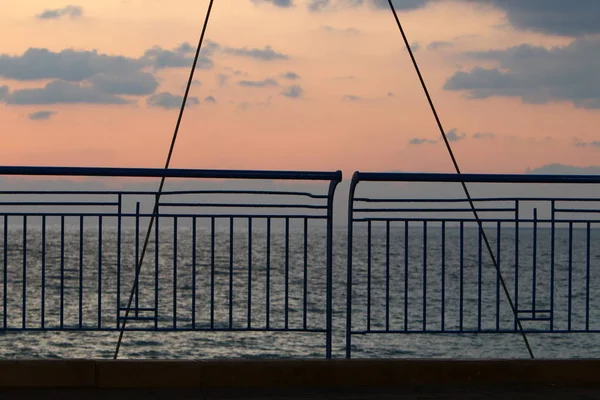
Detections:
0,222,599,360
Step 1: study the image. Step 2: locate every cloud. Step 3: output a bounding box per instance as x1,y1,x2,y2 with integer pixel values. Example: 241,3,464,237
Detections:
282,85,304,98
204,96,217,104
526,163,600,175
281,71,300,80
427,41,453,50
222,45,289,61
237,97,272,111
36,5,83,20
28,110,56,120
89,71,158,95
237,78,278,88
322,25,360,34
409,137,437,145
0,85,8,101
146,92,199,109
370,0,432,11
341,94,363,101
145,41,286,66
472,132,496,139
309,0,329,11
252,0,294,7
306,1,600,38
443,37,600,109
0,48,143,82
466,0,600,37
377,0,600,38
407,42,420,52
5,80,130,105
409,131,494,144
572,138,600,148
217,74,230,87
309,0,431,12
142,42,215,70
446,128,466,141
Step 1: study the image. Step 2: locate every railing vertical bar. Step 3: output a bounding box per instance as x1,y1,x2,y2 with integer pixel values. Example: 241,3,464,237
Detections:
229,217,234,330
192,216,197,329
266,217,271,329
285,217,290,330
173,216,178,329
422,221,427,331
22,215,27,329
367,220,372,331
532,208,537,315
116,195,122,329
135,202,140,318
385,220,390,331
98,216,102,329
79,216,83,329
2,216,6,329
441,220,445,332
586,221,591,331
325,180,337,359
247,217,252,329
459,221,464,332
154,211,160,330
303,217,308,330
210,217,215,329
346,181,355,359
568,221,573,331
496,221,501,331
60,215,65,329
404,221,409,332
42,216,46,329
477,221,482,332
514,201,519,331
550,200,555,331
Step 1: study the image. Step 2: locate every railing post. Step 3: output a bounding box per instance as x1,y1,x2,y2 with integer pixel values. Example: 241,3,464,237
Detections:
550,200,555,331
514,200,520,331
532,208,537,316
325,174,341,359
135,202,140,319
346,172,359,359
116,194,122,328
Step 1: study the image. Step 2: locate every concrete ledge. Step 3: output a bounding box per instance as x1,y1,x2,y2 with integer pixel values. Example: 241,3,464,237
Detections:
0,360,96,388
0,359,599,389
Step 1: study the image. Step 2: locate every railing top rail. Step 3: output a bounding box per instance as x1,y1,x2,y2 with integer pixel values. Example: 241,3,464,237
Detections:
353,171,600,184
355,197,600,203
0,190,329,199
0,166,342,182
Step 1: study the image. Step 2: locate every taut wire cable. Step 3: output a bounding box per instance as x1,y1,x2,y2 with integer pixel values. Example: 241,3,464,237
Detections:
113,0,216,360
387,0,535,359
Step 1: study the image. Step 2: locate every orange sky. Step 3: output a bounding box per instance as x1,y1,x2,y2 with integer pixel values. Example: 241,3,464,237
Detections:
1,0,599,175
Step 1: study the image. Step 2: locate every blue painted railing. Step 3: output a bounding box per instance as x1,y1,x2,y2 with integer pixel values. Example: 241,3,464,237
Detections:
346,171,600,358
0,166,341,358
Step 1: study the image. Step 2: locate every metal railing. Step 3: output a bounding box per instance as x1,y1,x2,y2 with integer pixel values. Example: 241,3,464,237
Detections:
346,172,600,358
3,167,600,359
0,166,341,358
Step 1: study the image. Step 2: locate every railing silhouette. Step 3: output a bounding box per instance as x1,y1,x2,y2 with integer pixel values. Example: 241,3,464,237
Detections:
2,167,600,359
0,166,341,358
346,172,600,358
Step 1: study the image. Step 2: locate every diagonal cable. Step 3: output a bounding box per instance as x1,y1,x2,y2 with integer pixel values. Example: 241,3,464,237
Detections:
387,0,534,359
113,0,215,360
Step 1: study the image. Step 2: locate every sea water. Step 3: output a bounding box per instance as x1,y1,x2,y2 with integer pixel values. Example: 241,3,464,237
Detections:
0,223,599,359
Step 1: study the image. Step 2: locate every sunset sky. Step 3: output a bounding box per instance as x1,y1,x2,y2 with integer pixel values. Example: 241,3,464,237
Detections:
1,0,600,175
